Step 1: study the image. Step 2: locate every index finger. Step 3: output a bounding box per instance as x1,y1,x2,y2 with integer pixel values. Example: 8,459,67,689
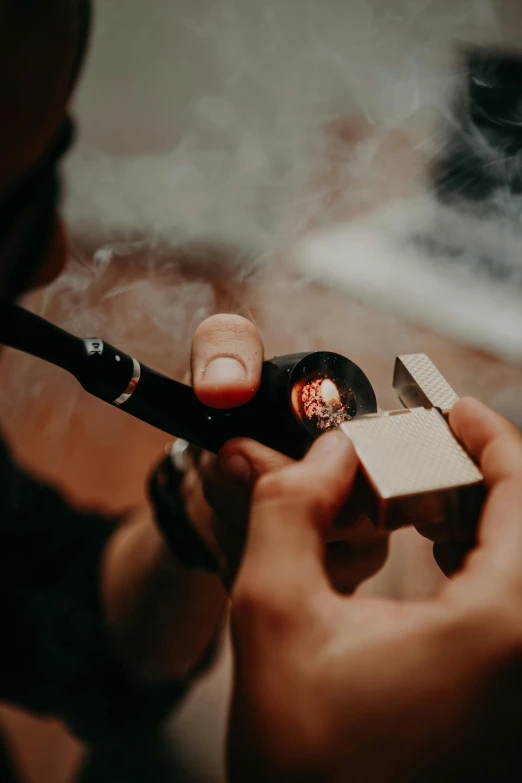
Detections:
232,431,358,626
191,314,264,409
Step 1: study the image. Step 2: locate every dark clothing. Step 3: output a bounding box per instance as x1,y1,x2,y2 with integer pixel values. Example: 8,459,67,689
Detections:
0,732,19,783
2,0,93,300
0,1,194,776
0,434,189,780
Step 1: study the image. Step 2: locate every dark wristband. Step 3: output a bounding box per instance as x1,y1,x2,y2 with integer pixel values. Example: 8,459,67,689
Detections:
148,445,219,573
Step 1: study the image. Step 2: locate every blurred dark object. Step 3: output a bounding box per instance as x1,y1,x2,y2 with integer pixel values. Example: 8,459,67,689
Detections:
78,736,172,783
468,50,522,154
0,732,20,783
434,48,522,201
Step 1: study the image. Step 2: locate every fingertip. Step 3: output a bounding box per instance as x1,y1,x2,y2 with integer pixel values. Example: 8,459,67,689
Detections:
450,397,486,429
293,430,360,527
195,378,260,409
191,314,263,409
218,438,293,484
308,429,358,473
433,541,471,578
454,396,484,411
309,428,355,453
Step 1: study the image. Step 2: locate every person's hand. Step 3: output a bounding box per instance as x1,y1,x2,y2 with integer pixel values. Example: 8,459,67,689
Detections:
227,398,522,783
415,400,522,577
183,314,388,590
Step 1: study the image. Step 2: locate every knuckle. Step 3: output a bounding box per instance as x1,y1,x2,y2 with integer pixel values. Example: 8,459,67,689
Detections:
254,469,335,522
231,582,264,619
295,477,338,522
254,469,303,505
231,580,291,637
218,438,254,467
304,488,337,523
486,423,522,464
483,446,522,489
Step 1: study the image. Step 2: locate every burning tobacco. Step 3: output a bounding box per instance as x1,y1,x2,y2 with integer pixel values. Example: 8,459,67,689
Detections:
301,377,355,431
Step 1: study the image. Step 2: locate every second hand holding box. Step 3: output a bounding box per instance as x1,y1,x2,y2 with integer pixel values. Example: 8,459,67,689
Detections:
341,354,485,536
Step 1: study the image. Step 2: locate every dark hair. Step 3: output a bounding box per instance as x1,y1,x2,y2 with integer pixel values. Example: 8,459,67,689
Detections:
1,0,91,299
71,0,92,89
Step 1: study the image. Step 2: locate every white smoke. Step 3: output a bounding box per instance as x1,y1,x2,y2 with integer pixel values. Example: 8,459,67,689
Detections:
57,0,522,365
64,0,504,252
3,0,522,502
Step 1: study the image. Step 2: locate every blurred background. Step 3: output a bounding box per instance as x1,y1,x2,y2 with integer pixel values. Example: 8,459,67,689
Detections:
2,0,522,780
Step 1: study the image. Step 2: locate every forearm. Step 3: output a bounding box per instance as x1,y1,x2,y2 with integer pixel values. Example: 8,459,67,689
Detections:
102,504,227,684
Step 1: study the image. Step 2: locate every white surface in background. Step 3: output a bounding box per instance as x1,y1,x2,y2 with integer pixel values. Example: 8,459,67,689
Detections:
295,197,522,361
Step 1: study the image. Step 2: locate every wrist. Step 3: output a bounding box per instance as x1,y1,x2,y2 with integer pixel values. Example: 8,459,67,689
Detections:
149,441,220,573
103,505,226,683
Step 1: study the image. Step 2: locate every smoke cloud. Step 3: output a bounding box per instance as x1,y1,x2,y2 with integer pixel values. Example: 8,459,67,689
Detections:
3,0,522,505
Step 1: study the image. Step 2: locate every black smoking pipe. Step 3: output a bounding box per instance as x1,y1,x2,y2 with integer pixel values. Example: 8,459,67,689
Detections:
0,303,377,459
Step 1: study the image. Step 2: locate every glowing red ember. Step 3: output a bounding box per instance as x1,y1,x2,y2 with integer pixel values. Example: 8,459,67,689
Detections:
301,378,351,432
